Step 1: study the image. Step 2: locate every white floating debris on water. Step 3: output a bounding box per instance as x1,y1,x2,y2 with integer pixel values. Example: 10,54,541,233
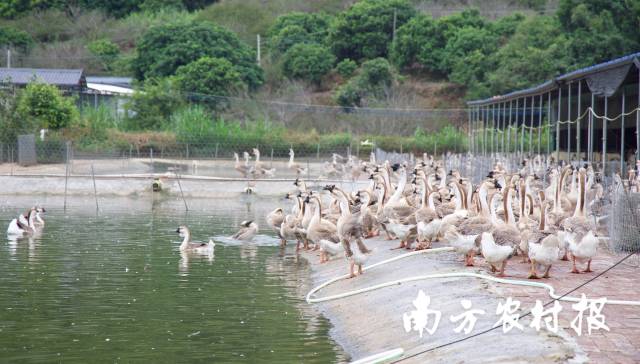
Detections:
187,331,200,337
105,338,110,342
212,234,280,246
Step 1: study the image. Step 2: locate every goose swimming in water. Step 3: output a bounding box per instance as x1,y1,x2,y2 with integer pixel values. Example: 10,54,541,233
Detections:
176,226,215,253
8,208,37,236
232,220,258,241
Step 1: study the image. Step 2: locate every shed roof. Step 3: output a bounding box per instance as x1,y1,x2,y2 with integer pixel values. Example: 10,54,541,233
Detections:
467,51,640,106
0,68,86,87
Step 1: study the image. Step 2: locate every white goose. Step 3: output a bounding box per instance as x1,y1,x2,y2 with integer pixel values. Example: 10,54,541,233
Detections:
8,208,37,236
231,220,258,241
176,226,215,253
288,148,307,176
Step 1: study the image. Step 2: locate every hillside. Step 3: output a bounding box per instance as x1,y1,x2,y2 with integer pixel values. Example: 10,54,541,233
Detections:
0,0,561,110
0,0,637,157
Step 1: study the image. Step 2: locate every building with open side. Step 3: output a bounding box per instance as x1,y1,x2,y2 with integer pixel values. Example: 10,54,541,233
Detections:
467,52,640,176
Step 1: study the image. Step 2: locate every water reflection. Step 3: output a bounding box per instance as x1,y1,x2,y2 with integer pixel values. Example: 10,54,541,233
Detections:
179,249,214,275
0,198,346,363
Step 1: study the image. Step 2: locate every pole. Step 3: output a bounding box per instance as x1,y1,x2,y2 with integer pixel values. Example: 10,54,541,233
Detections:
521,97,526,156
501,102,505,153
515,99,520,155
63,141,70,211
392,9,397,44
468,107,471,154
547,92,551,157
491,103,496,155
6,48,11,68
603,97,608,176
637,67,640,162
556,87,561,163
577,81,582,162
538,93,542,155
621,90,626,175
529,95,534,154
175,171,189,211
590,93,595,163
507,100,512,154
256,34,261,65
91,164,99,212
483,106,487,156
567,82,572,161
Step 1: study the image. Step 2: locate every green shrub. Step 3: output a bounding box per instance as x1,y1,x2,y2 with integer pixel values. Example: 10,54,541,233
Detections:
329,0,416,62
17,81,78,130
87,39,120,72
124,78,185,130
0,26,33,51
267,12,332,56
282,43,335,85
132,20,263,89
336,59,357,78
78,104,119,145
175,56,246,109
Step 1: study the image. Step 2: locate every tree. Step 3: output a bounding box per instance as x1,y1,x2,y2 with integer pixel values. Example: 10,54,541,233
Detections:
442,26,499,75
140,0,184,12
486,16,570,95
87,39,120,72
0,0,65,18
175,57,246,109
390,9,489,74
334,58,395,107
336,59,357,78
0,26,34,52
132,21,263,90
17,81,78,130
557,0,638,67
267,11,332,56
328,0,416,62
282,43,335,85
125,78,184,130
390,14,438,70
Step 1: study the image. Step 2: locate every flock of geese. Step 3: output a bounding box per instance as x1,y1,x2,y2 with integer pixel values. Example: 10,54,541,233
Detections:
262,153,610,279
234,147,378,181
8,150,627,283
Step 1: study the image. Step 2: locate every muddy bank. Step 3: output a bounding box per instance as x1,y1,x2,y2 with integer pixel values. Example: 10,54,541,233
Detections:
300,238,581,363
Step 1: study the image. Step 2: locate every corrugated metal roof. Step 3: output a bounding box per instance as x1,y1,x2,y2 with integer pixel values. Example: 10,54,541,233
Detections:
0,68,85,87
468,80,556,106
467,51,640,106
86,76,132,88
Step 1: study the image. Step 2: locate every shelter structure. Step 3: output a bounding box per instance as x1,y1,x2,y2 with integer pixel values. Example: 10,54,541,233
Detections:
467,52,640,176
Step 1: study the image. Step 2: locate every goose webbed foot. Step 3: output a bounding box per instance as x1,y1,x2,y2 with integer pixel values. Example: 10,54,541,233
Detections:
583,259,593,273
497,261,508,277
570,256,580,274
465,254,474,266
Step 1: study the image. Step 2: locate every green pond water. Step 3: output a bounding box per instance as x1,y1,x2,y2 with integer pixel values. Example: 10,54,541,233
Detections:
0,197,346,363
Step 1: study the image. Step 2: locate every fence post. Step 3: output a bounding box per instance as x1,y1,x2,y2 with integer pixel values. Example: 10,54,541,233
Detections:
186,143,189,159
150,148,154,174
270,148,274,168
64,141,71,211
316,144,320,160
215,143,219,159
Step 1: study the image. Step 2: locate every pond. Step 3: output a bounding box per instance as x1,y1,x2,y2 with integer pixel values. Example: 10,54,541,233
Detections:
0,196,346,363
